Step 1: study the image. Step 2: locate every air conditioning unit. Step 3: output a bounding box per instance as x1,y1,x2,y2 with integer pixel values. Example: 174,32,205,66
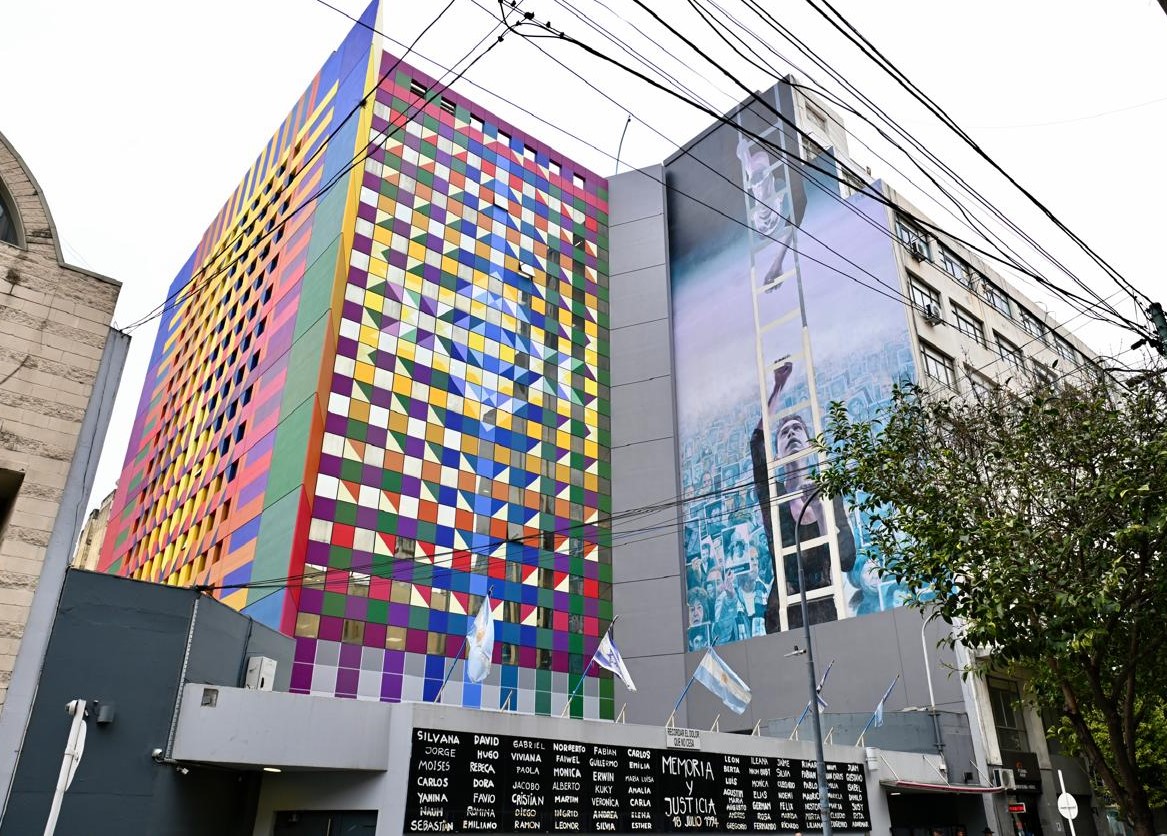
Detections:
922,303,942,325
910,240,928,261
993,767,1018,790
244,656,277,691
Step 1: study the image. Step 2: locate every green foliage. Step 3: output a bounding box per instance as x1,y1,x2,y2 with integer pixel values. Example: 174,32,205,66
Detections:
818,373,1167,833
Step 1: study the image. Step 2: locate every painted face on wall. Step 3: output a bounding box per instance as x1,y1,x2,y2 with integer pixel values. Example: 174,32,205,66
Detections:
776,415,810,460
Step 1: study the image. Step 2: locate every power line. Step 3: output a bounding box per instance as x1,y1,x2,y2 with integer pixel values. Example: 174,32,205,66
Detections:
120,0,507,334
508,9,1155,345
799,0,1153,312
692,0,1130,331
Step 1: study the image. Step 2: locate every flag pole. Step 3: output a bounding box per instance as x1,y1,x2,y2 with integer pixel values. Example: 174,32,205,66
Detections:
672,667,695,723
435,586,494,704
855,673,900,744
561,615,620,717
434,635,469,704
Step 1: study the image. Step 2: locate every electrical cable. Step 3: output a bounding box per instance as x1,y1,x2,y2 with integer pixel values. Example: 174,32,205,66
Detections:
121,0,514,334
691,0,1125,329
799,0,1153,311
121,0,464,333
715,0,1135,330
507,10,1154,344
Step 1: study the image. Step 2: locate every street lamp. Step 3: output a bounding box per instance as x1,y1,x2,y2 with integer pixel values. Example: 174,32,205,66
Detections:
792,483,832,836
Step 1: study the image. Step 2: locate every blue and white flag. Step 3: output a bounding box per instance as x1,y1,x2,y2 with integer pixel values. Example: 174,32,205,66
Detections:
815,658,834,709
466,595,494,684
593,632,637,692
872,675,898,728
694,649,751,714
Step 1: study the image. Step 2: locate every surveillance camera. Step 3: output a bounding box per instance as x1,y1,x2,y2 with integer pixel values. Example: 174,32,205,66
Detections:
151,748,164,762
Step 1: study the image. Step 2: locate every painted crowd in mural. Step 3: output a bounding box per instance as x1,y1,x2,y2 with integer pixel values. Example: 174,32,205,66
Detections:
667,83,918,652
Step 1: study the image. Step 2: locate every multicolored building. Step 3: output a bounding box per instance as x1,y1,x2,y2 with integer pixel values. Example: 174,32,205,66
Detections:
99,1,613,718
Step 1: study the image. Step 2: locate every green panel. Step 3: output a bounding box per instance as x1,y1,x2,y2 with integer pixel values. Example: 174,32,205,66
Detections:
367,599,389,624
248,488,304,604
328,546,352,569
409,607,429,629
535,690,551,716
295,237,342,341
322,591,347,618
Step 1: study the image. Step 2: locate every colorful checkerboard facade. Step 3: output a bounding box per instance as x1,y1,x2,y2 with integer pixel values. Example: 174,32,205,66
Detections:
101,4,613,719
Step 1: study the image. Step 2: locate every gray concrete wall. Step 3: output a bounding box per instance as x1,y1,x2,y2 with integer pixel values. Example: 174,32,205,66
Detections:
607,167,689,729
0,572,292,835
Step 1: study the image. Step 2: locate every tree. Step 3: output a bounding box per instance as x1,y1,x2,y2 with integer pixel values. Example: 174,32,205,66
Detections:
816,372,1167,836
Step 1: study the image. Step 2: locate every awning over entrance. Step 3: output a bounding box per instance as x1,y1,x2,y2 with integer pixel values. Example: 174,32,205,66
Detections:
881,779,1004,795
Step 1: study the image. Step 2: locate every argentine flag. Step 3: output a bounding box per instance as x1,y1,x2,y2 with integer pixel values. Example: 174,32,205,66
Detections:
593,632,637,692
694,649,751,714
466,595,494,684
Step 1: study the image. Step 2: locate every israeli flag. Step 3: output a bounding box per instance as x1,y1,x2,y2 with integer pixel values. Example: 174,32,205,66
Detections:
466,595,494,684
694,649,751,714
593,632,637,692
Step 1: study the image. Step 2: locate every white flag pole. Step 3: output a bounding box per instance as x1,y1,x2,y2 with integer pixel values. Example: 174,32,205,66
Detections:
561,615,620,717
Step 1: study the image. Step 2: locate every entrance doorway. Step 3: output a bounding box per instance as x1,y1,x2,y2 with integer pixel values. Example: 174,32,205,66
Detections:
273,810,377,835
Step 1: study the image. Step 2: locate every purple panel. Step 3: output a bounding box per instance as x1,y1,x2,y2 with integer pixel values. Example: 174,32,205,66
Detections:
336,667,359,696
364,622,387,648
339,642,363,668
314,497,338,520
345,597,366,619
294,637,317,663
325,413,348,435
366,425,388,447
317,454,343,477
319,615,343,642
552,631,569,651
357,200,377,222
405,631,429,653
355,506,378,529
397,517,418,539
299,588,325,613
381,673,403,700
290,661,314,691
384,649,406,674
389,603,411,626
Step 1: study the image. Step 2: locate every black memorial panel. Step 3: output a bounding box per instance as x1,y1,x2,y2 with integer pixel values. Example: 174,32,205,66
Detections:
403,728,871,834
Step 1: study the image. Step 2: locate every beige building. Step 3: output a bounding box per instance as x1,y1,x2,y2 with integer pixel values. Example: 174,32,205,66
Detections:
0,129,124,713
71,489,114,572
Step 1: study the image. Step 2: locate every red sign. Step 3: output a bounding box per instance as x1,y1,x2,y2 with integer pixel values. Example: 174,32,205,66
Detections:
1008,803,1027,814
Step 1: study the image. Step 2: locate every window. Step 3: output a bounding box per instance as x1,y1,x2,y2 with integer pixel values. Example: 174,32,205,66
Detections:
409,80,428,98
895,216,929,258
0,468,24,543
549,160,561,177
939,247,971,287
395,537,416,559
439,97,456,115
470,114,484,132
996,334,1024,369
572,173,585,189
982,281,1012,317
1018,309,1047,344
806,106,828,134
951,304,986,347
908,275,939,311
497,129,511,147
1053,334,1077,364
920,343,956,388
0,185,19,246
987,677,1030,752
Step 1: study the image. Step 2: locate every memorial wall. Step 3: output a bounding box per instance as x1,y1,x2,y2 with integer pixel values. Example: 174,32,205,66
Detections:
404,727,871,833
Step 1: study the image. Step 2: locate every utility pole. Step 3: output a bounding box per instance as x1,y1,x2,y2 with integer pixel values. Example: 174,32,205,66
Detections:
1147,302,1167,356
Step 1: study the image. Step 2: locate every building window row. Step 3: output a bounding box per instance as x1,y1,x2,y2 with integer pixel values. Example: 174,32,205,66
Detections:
896,215,1082,366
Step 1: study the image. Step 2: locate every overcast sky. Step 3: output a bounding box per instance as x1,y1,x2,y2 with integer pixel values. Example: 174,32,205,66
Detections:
2,0,1166,512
